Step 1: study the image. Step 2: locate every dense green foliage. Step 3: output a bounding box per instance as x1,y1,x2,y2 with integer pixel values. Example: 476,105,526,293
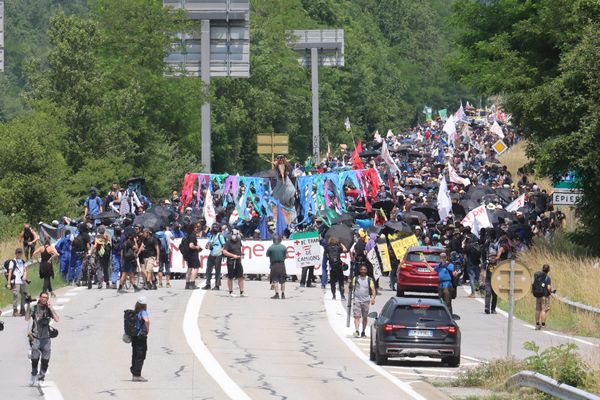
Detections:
0,0,469,230
448,0,600,248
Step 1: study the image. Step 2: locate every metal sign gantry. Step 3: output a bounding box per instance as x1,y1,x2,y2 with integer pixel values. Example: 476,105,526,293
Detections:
164,0,250,173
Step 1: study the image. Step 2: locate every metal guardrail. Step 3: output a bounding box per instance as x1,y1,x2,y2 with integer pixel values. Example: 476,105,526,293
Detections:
506,371,600,400
554,294,600,316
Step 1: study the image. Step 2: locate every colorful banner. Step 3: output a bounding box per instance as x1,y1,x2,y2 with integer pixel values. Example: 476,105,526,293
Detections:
390,234,420,261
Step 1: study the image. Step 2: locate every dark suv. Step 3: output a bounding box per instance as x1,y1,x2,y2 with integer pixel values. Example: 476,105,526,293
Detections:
396,246,445,297
369,297,461,367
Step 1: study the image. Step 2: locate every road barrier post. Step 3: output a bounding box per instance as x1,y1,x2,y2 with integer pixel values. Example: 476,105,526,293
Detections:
507,258,515,357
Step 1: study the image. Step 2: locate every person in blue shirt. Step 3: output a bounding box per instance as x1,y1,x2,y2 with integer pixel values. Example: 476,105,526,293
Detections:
427,252,457,314
54,232,71,280
84,187,104,218
131,296,150,382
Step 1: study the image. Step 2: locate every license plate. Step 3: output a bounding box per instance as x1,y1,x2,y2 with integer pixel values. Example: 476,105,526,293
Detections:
408,330,433,337
417,267,430,273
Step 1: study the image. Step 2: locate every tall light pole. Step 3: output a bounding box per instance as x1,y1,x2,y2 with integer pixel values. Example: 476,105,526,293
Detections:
163,0,250,173
289,29,344,164
0,1,4,72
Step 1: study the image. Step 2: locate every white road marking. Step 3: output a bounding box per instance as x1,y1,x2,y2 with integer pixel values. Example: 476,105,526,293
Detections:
461,354,485,363
183,281,251,400
390,371,454,379
64,293,78,297
51,305,64,310
324,293,428,400
385,365,457,373
69,287,86,292
42,380,65,400
56,298,70,304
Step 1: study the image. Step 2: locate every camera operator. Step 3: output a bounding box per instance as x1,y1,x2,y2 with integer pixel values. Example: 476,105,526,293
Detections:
7,248,29,316
25,291,59,386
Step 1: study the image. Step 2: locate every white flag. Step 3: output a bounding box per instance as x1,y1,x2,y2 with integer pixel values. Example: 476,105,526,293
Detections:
461,205,493,235
381,140,402,177
203,189,216,227
490,120,505,139
437,176,453,222
454,104,466,121
344,117,351,131
506,193,526,212
373,130,382,143
443,115,458,146
448,163,472,187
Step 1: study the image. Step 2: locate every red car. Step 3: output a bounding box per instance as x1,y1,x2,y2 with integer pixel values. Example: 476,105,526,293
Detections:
396,246,445,297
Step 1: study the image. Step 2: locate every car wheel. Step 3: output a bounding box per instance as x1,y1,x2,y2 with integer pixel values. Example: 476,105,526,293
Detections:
375,345,388,365
443,355,460,368
369,339,376,361
396,288,405,297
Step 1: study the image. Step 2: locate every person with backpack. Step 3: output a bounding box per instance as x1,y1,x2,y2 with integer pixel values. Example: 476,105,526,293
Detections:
463,236,482,298
533,264,554,330
127,296,150,382
7,248,29,316
203,223,225,290
25,291,59,386
118,232,141,292
137,228,159,290
349,264,375,338
325,237,347,300
155,226,172,288
84,187,104,222
68,224,90,286
426,252,457,314
19,223,39,261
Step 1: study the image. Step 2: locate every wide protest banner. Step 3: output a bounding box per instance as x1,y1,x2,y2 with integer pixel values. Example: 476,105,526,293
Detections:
290,231,321,268
167,238,349,275
461,205,492,235
390,235,420,261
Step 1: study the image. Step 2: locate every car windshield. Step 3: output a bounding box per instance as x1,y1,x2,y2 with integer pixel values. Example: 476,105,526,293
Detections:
406,252,442,263
391,305,451,326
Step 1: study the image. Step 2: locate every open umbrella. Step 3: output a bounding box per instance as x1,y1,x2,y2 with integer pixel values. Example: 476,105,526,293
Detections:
495,187,512,203
331,213,354,227
381,220,413,235
403,211,427,224
372,199,395,215
413,206,439,221
359,149,380,158
467,186,494,201
460,199,480,212
133,213,164,232
325,223,354,250
452,203,467,219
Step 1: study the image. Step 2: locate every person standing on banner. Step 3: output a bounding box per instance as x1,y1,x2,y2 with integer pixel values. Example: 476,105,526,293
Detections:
222,230,245,297
203,223,225,290
266,235,289,299
349,264,375,337
325,237,347,300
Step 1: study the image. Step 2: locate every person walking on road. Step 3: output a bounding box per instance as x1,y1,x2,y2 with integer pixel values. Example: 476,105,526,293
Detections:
222,231,245,297
325,237,347,300
203,223,225,290
533,264,554,330
92,225,111,289
25,291,59,386
19,223,39,261
349,264,375,337
138,228,159,290
33,239,58,297
130,296,150,382
7,248,29,316
184,225,201,290
266,235,288,299
426,252,457,314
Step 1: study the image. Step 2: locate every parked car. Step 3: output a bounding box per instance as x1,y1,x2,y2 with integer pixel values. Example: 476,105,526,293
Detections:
396,246,445,297
369,297,461,367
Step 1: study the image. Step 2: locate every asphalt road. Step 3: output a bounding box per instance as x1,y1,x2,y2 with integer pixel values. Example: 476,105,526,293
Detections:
0,277,598,400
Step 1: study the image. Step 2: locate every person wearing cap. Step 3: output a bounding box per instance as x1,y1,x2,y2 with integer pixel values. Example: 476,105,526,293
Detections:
203,223,225,290
130,296,150,382
7,248,29,316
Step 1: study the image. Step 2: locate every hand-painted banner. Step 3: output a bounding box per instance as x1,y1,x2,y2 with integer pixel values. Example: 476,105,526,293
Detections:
290,231,321,268
390,234,420,261
377,238,392,273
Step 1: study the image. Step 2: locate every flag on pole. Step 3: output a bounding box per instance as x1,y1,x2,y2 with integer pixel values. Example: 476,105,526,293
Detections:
490,120,505,139
351,140,364,170
505,193,526,212
381,140,402,177
422,105,433,121
437,176,452,222
443,115,458,146
461,205,493,236
454,104,466,121
344,117,351,131
438,109,447,120
373,130,382,143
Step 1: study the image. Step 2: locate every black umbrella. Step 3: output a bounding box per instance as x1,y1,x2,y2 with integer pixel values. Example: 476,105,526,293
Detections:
482,194,504,205
331,213,354,227
325,223,354,250
487,209,518,225
382,220,413,235
460,199,480,212
467,186,494,201
133,213,165,232
359,149,380,158
403,211,427,224
495,187,512,203
413,206,439,221
452,203,467,219
372,199,395,215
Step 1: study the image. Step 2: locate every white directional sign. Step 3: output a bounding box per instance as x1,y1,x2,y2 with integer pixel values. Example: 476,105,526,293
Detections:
552,189,583,206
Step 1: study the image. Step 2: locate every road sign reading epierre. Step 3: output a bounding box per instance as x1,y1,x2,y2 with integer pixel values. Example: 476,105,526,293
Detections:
552,189,583,206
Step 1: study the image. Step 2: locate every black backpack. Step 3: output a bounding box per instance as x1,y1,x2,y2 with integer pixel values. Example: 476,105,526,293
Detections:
532,271,548,298
179,235,191,261
124,309,138,337
3,259,13,281
326,245,342,265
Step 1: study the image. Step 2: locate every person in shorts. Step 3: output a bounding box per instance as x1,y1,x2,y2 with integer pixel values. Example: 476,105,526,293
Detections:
222,231,245,297
535,264,553,330
266,235,289,299
138,228,159,290
349,264,375,337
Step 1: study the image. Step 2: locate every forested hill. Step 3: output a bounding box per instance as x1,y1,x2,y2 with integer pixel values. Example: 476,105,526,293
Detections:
0,0,470,228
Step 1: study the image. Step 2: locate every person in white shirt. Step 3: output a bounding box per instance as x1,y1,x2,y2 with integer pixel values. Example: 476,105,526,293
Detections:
7,248,29,316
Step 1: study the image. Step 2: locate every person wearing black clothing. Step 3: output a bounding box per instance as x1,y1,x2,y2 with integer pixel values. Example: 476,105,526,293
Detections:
130,297,150,382
138,229,159,290
33,240,58,296
20,223,39,260
119,233,141,292
184,225,201,289
222,232,245,297
325,237,347,300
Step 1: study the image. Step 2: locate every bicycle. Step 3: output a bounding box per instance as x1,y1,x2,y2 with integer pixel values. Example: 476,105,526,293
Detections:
81,254,96,290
